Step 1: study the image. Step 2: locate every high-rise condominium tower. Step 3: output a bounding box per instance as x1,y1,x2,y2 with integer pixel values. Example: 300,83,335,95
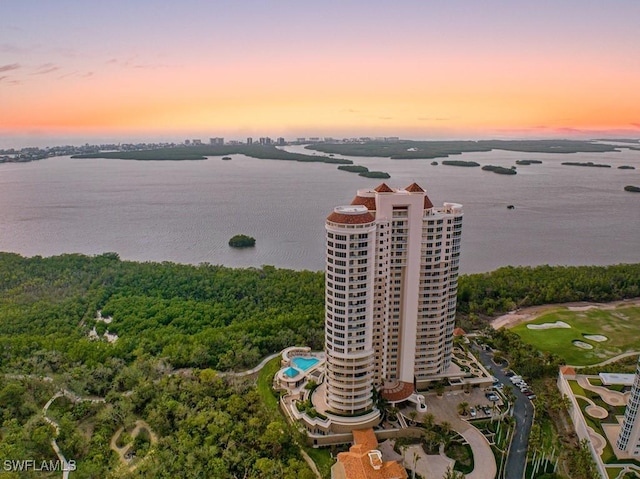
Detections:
617,355,640,456
324,183,463,415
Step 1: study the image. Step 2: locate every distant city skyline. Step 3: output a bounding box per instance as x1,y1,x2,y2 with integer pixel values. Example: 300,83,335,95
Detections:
2,1,640,146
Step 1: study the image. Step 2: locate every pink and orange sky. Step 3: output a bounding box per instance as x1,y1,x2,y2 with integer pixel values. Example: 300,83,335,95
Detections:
1,1,640,146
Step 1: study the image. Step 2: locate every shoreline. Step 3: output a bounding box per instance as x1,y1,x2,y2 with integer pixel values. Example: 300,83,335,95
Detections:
491,297,640,330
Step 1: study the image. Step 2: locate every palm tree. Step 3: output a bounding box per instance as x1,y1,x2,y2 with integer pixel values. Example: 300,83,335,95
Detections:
443,466,464,479
457,401,470,416
439,421,454,448
422,412,435,431
408,410,418,424
388,406,400,422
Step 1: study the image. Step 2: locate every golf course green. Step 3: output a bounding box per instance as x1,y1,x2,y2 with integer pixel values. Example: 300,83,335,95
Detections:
510,305,640,366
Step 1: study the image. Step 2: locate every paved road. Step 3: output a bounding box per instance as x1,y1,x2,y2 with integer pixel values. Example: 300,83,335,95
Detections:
473,344,534,479
567,350,640,369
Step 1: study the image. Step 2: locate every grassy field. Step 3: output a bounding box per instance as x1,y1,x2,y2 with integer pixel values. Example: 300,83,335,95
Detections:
510,306,640,366
256,356,282,411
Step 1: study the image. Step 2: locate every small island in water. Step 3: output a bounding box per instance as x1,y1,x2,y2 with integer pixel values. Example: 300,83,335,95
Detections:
442,160,480,167
228,234,256,248
561,161,611,168
482,165,517,175
337,164,391,178
624,185,640,193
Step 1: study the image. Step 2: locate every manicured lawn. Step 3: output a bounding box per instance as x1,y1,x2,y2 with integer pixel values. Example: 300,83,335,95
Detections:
569,380,587,397
510,306,640,366
305,447,334,479
256,356,282,411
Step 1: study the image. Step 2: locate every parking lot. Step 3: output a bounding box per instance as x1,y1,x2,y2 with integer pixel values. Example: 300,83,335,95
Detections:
506,372,536,400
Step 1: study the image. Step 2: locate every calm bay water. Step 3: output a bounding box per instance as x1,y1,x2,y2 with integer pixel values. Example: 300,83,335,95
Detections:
0,147,638,273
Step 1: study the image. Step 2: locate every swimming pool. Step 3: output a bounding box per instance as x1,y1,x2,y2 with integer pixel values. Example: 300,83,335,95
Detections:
284,367,299,378
291,356,319,371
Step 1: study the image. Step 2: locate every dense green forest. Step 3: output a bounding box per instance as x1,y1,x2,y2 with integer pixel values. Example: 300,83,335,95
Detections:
0,361,314,478
1,253,639,373
1,253,639,477
0,253,325,373
457,264,640,318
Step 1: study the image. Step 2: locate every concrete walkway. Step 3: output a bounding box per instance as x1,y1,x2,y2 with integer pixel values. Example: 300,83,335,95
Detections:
403,444,455,479
577,376,629,406
459,426,497,479
43,389,105,479
402,390,497,479
569,351,640,369
218,351,283,377
110,420,158,473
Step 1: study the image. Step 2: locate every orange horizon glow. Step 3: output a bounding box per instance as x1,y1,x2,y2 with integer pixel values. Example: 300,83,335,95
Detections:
2,2,639,140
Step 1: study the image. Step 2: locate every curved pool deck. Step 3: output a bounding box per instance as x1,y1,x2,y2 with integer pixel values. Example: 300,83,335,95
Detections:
275,348,325,390
292,356,320,372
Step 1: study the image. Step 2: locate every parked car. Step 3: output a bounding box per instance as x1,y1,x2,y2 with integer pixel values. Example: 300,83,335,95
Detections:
470,407,477,417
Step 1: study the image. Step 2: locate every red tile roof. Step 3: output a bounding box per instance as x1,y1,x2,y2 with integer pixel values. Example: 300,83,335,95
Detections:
381,381,414,402
353,429,379,452
334,428,408,479
374,183,394,193
404,182,424,192
351,195,377,211
560,366,576,376
453,327,466,336
423,195,434,209
327,211,375,225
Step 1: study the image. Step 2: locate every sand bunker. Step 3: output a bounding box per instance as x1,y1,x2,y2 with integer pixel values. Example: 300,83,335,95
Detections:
573,340,593,350
584,334,608,342
527,321,571,330
568,305,598,311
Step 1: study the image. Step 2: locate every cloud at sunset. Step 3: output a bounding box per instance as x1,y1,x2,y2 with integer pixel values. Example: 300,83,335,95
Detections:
1,1,639,141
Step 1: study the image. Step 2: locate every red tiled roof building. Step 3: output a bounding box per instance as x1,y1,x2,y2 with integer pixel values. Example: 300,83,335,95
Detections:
332,429,408,479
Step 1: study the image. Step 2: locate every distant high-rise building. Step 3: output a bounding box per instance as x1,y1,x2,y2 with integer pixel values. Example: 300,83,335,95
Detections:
192,139,202,145
277,137,285,146
246,137,253,145
209,137,224,145
324,183,463,415
259,137,272,145
184,139,191,145
617,355,640,455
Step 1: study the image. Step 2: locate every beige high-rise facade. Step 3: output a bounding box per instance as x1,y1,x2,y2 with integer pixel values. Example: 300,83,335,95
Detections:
617,355,640,456
324,183,463,415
